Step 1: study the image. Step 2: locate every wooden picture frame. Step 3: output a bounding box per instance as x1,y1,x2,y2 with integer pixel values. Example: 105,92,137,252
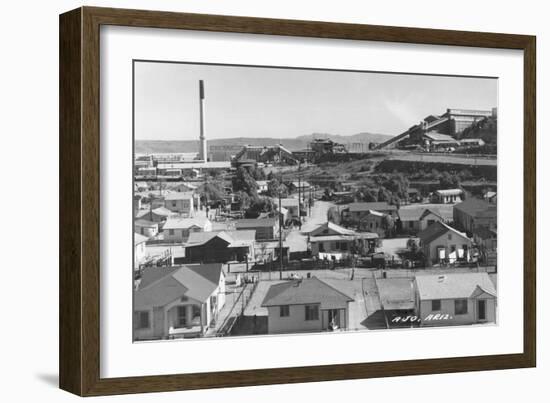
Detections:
59,6,536,396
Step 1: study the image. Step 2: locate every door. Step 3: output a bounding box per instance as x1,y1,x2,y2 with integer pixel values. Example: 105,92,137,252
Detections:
477,300,487,321
328,309,339,329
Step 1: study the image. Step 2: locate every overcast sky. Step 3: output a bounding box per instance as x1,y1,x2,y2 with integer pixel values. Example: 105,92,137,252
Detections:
134,61,497,141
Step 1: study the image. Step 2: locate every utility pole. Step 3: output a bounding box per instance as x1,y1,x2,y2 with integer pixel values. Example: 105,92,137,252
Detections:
298,162,302,230
278,192,283,280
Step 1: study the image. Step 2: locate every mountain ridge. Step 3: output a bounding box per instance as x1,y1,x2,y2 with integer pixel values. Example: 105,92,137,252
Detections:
135,132,393,154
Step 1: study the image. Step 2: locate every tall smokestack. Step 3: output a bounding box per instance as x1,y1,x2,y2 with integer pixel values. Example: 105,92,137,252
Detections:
198,80,207,162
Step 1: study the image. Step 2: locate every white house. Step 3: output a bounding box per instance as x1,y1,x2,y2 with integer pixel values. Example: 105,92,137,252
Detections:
134,233,148,270
418,221,472,266
162,216,212,243
135,219,159,238
308,222,378,258
434,189,463,204
164,192,200,215
134,264,226,340
414,272,497,326
261,277,354,334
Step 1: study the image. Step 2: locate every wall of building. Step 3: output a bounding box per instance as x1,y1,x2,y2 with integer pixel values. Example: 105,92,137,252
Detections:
266,304,323,334
421,231,472,265
418,298,496,326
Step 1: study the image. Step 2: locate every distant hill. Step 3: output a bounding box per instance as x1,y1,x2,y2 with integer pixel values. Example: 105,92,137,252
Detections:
135,132,393,154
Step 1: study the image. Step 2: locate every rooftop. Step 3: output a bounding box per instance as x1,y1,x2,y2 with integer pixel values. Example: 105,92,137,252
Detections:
134,233,148,246
435,189,463,196
164,191,195,201
135,264,223,309
454,197,497,217
309,221,357,237
186,230,256,248
377,278,415,310
348,202,397,212
417,221,470,244
162,216,211,230
261,277,353,310
424,132,458,142
398,207,442,222
415,272,497,300
234,217,278,228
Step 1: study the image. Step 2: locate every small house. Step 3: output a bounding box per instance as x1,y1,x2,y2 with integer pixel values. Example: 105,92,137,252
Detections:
183,230,256,264
280,198,300,218
164,192,200,215
397,208,443,235
418,221,472,265
135,219,159,238
134,264,226,340
234,217,279,241
414,272,497,326
162,216,212,243
261,277,354,334
308,222,378,258
347,202,398,221
453,197,497,234
434,189,463,204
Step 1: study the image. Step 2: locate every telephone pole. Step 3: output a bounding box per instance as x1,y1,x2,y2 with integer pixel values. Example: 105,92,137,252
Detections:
279,191,283,280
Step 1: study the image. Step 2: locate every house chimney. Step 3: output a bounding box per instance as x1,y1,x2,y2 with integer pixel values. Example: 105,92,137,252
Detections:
198,80,207,162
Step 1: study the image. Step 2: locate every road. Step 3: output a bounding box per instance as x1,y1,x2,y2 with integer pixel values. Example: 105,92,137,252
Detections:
285,200,335,252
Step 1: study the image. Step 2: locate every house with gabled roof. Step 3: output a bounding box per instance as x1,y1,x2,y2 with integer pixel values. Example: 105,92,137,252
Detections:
134,264,225,340
453,197,497,234
418,221,472,265
135,218,159,238
397,207,444,235
182,230,256,264
162,216,212,243
261,277,354,334
413,272,496,326
164,191,200,215
307,222,378,258
234,217,279,241
347,202,398,220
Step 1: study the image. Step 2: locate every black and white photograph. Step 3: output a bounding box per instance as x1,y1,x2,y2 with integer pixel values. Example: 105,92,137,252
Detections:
132,61,498,341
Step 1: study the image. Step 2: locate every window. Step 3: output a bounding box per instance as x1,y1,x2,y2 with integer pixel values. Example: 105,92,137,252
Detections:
454,299,468,315
177,305,187,327
431,300,441,311
335,242,341,250
280,305,290,317
409,221,414,228
319,243,325,252
305,304,319,321
341,242,348,251
448,233,453,240
136,311,150,329
168,229,174,235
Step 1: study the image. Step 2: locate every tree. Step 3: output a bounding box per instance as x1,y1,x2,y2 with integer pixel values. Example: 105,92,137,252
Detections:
245,197,277,218
236,191,252,212
232,166,258,196
198,181,225,205
267,178,288,198
377,187,391,202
